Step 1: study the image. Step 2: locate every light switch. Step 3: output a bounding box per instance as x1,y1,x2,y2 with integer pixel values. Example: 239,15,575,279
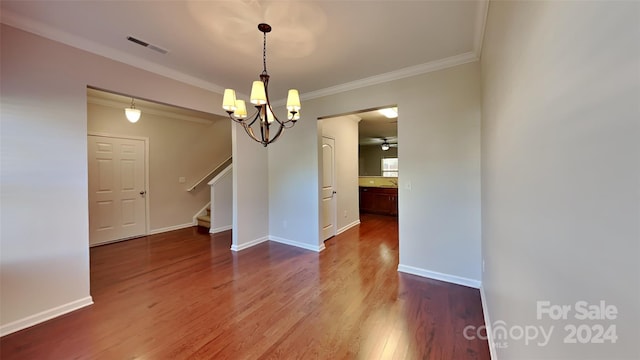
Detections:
178,177,186,184
405,181,412,191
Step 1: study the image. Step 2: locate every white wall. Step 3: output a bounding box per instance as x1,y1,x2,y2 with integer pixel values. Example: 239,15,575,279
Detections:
481,1,640,358
0,24,263,335
1,25,93,335
266,105,322,251
321,116,360,234
269,62,482,286
210,166,233,233
232,124,269,250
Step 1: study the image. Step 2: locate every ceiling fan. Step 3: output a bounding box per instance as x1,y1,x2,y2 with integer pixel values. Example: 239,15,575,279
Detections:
380,138,398,151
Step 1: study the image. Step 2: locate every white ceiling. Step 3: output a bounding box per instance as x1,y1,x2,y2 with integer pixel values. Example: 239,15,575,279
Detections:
2,0,487,145
1,0,487,103
356,109,399,146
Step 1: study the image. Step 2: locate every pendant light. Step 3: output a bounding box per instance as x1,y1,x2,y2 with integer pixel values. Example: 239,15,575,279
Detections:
125,98,141,123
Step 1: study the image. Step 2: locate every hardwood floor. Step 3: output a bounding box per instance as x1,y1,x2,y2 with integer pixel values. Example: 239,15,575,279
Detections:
0,214,490,359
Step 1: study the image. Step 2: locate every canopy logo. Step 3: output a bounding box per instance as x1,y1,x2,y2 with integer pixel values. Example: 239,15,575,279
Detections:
464,321,553,348
463,300,618,348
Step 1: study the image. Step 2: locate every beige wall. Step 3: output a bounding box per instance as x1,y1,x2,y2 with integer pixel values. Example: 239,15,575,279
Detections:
321,116,360,233
87,99,231,232
269,61,482,286
481,1,639,358
359,144,398,176
0,24,271,335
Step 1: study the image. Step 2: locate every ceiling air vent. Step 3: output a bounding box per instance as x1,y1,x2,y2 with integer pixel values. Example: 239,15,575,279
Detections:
126,36,169,54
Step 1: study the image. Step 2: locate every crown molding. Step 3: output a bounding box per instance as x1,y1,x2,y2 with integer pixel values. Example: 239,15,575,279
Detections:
473,0,490,58
2,3,489,102
0,9,225,94
302,51,479,101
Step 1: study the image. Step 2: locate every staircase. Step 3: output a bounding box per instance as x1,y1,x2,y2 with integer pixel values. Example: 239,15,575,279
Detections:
193,163,232,234
197,207,211,230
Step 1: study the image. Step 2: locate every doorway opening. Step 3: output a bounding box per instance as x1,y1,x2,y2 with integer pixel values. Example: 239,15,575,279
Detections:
86,87,231,247
319,105,399,243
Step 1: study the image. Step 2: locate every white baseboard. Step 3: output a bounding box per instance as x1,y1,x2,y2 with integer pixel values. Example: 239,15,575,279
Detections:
337,219,360,235
480,285,496,360
269,236,326,252
148,222,195,235
0,296,93,337
397,264,481,289
230,236,269,252
91,223,197,247
210,225,232,234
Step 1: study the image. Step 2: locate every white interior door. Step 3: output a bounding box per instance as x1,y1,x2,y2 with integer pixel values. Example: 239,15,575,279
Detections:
321,136,337,241
88,135,146,246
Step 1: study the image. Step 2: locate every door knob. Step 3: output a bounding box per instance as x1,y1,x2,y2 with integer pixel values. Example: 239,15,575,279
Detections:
139,190,146,196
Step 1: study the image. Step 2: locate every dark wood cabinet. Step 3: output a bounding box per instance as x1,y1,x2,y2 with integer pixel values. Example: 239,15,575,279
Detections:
359,187,398,216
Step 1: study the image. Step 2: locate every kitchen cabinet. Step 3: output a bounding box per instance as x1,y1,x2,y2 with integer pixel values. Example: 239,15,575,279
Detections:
359,187,398,216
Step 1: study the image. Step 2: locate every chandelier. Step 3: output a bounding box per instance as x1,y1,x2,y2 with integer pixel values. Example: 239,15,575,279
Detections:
222,23,301,147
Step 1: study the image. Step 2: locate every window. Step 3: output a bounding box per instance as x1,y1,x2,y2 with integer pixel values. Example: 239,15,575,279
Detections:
381,158,398,177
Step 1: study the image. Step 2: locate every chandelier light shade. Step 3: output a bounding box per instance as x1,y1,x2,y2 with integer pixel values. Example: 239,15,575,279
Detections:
381,140,390,151
222,23,301,147
250,81,267,105
124,98,141,123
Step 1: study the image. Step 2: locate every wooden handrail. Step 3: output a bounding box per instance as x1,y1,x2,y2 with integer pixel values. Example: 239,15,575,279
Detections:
187,156,232,192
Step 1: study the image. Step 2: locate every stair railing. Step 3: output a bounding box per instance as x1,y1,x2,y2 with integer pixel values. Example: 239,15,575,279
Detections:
187,156,232,192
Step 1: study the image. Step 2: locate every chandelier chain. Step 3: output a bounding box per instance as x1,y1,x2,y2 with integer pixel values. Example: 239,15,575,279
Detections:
262,31,267,75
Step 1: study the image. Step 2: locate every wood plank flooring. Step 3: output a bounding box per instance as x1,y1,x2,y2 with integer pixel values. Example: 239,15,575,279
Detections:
0,214,490,359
